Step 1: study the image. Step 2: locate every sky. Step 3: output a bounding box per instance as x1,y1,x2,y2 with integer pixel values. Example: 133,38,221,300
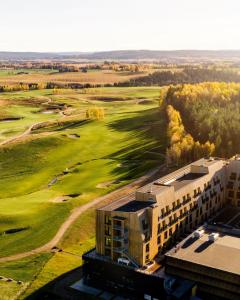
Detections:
1,0,240,52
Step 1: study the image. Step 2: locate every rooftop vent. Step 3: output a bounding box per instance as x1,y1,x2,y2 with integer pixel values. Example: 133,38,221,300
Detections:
193,229,204,239
208,233,219,242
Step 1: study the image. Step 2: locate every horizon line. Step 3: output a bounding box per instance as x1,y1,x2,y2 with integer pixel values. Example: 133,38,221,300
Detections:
1,49,240,54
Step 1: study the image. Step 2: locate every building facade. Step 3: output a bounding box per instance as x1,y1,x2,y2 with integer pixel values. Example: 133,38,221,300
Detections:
96,157,240,267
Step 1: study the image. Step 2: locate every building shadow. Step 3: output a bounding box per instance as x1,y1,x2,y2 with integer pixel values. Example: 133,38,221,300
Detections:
25,266,85,300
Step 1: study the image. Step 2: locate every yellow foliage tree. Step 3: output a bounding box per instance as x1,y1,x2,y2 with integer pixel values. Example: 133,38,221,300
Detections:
86,107,105,120
166,105,215,165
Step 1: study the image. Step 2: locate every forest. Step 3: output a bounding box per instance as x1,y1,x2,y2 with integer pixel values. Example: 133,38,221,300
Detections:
118,68,240,87
165,104,215,165
165,82,240,157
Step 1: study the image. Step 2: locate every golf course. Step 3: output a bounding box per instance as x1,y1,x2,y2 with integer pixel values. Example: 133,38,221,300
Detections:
0,86,167,299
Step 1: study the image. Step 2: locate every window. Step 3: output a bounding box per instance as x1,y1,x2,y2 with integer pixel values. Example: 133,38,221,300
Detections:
105,237,111,247
105,226,111,236
146,243,150,253
162,220,166,228
189,214,192,222
227,181,234,189
161,208,165,217
105,248,111,256
172,201,176,210
228,191,234,198
174,213,177,221
142,219,148,230
230,172,237,180
158,223,161,234
145,254,149,261
237,192,240,199
164,231,168,239
157,236,161,245
105,215,111,225
169,228,172,236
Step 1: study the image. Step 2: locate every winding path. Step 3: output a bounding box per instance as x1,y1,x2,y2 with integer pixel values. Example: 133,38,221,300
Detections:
0,165,165,263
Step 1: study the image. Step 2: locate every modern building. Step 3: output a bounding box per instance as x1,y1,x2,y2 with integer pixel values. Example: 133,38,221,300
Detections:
165,208,240,300
79,156,240,299
96,157,230,267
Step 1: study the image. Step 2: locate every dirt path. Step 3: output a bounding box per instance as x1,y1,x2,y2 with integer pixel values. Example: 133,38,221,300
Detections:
0,122,41,146
0,165,166,263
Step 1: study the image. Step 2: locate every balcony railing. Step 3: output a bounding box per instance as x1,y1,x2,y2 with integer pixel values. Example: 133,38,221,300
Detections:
112,246,125,253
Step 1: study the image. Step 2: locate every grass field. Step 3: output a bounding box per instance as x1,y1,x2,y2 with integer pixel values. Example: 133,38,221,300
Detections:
0,86,167,299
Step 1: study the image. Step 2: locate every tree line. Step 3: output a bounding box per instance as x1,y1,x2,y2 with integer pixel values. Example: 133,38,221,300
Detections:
116,68,240,87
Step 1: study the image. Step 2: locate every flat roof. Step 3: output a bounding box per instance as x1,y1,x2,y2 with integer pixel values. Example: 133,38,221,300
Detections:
99,158,224,212
138,158,222,195
166,229,240,275
170,172,205,191
115,200,151,212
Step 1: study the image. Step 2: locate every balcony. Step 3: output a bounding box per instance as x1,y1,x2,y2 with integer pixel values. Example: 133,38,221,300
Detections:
182,198,191,205
112,246,126,253
172,204,181,211
113,225,124,231
112,235,124,241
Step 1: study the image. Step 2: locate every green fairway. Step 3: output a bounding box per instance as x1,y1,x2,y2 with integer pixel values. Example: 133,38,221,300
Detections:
0,87,166,258
0,87,166,299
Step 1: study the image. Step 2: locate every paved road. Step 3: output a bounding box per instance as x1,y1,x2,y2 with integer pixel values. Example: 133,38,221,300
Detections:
0,165,165,263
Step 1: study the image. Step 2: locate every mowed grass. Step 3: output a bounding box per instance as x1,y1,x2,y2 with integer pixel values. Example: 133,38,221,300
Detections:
0,253,51,300
0,87,166,299
0,87,166,258
0,89,61,142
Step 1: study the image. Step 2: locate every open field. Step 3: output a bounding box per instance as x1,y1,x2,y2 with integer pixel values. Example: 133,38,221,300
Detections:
0,86,167,298
0,69,150,85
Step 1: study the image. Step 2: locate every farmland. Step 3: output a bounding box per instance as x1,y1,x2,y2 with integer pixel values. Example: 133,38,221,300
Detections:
0,68,150,86
0,86,167,298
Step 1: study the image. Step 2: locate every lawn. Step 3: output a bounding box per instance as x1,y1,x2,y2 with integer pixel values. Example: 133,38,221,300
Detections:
0,87,167,298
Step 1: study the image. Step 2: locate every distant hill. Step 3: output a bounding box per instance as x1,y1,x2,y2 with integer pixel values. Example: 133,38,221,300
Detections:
71,50,240,61
1,50,240,61
0,52,60,60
